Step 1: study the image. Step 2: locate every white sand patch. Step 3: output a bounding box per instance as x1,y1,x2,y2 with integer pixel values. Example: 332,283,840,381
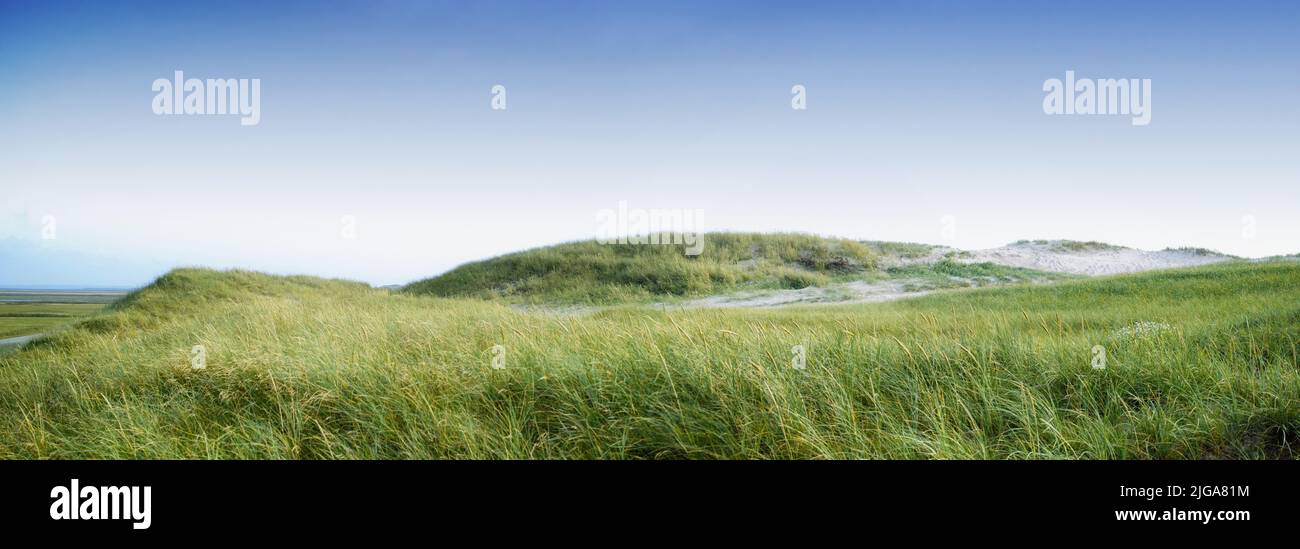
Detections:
957,241,1232,275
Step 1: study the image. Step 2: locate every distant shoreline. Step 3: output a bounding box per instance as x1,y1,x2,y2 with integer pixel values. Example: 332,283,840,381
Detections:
0,287,134,293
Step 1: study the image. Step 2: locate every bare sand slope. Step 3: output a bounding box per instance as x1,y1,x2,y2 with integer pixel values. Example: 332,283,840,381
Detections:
956,241,1233,275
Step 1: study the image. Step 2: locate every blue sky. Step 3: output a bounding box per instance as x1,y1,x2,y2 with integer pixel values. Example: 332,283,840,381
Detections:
2,0,1297,286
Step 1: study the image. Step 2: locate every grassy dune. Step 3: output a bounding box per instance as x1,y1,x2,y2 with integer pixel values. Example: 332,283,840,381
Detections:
403,233,880,303
0,261,1296,459
402,233,1069,304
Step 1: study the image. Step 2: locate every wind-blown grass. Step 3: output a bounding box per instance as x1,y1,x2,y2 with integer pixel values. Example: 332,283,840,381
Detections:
403,233,878,303
884,259,1076,290
0,262,1296,459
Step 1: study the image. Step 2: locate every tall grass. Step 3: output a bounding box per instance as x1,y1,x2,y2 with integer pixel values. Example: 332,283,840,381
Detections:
0,262,1296,459
402,233,878,303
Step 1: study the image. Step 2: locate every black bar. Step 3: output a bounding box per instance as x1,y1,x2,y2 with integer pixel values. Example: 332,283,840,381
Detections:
1,460,1283,539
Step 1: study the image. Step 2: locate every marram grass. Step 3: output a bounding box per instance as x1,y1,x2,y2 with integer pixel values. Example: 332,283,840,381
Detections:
402,232,881,303
0,262,1296,459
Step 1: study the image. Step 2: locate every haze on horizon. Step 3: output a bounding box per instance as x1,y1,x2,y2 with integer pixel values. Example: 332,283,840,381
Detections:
2,0,1297,287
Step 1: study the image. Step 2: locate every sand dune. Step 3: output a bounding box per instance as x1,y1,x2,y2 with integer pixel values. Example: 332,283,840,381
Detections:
681,240,1238,308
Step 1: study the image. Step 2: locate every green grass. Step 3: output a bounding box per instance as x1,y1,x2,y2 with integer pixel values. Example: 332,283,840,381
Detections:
0,261,1296,459
1013,240,1126,252
863,240,935,259
884,259,1078,291
0,301,108,339
401,233,1071,305
403,232,879,304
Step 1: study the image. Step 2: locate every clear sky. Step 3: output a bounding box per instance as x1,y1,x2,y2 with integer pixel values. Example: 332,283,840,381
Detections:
2,0,1297,286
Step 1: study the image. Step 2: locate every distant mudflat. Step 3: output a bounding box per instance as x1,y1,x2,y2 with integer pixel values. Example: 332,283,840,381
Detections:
0,289,122,342
0,289,126,304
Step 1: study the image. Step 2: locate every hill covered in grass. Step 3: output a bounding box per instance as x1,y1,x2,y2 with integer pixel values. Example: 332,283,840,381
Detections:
1,262,1296,459
401,233,1075,304
402,233,882,303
